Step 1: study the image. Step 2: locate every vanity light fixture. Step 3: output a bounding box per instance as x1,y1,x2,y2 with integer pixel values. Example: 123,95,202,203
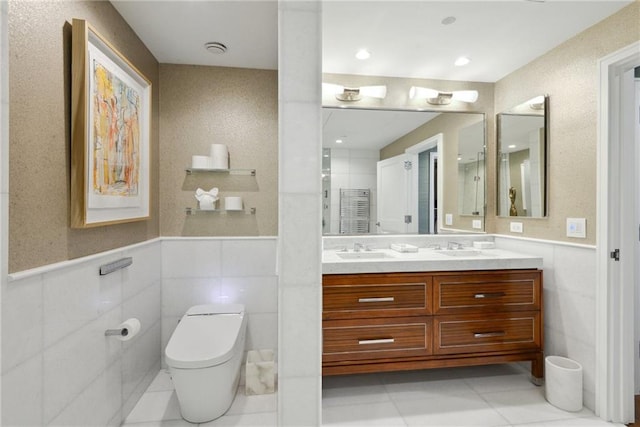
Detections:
528,95,546,110
409,86,478,105
323,83,387,102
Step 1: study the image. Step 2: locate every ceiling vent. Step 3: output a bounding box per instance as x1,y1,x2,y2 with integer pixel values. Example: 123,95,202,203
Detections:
204,42,228,54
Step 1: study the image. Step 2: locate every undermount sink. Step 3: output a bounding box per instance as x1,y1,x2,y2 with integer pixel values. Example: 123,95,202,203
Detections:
337,251,392,260
434,249,482,257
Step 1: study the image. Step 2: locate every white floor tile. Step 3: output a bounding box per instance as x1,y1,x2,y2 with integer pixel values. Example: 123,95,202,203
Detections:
201,411,278,426
482,388,593,425
121,420,193,427
124,391,182,424
322,401,406,426
514,416,625,426
146,369,175,392
125,362,620,427
226,389,277,415
465,373,539,394
386,378,477,402
378,367,466,384
394,392,511,427
323,380,390,408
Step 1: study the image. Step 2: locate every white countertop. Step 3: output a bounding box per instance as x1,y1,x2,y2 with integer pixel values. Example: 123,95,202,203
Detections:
322,247,543,274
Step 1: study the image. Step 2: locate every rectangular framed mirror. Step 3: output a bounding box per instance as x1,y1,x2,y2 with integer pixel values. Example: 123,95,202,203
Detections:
497,95,548,218
322,107,485,235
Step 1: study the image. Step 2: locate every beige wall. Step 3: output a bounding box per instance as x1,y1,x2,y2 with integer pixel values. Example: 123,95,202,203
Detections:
494,1,640,244
8,0,160,273
159,64,278,236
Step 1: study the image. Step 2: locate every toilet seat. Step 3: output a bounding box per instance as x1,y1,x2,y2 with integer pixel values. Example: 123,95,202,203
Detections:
165,304,246,369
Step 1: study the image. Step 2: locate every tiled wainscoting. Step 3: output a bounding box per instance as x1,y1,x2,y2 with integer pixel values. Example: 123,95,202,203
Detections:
2,240,162,426
1,237,278,426
160,238,278,370
493,235,597,410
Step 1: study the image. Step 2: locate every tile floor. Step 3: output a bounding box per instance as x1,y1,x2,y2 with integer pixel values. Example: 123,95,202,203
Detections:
121,370,277,426
123,364,625,427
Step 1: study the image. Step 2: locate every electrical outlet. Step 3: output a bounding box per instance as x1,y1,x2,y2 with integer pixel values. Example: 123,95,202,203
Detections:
445,213,453,226
472,219,482,229
510,222,523,233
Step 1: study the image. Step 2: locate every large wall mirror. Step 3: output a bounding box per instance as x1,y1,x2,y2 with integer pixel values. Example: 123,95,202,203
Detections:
497,95,548,217
322,107,485,235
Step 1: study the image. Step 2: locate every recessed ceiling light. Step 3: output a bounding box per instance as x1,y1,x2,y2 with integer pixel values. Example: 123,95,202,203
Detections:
336,139,343,144
204,42,227,54
508,144,516,149
455,56,471,67
355,49,371,60
441,16,456,25
457,156,462,161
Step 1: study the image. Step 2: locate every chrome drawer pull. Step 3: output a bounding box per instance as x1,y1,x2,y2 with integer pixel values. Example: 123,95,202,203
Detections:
473,331,506,338
358,338,395,345
474,292,506,299
358,297,395,303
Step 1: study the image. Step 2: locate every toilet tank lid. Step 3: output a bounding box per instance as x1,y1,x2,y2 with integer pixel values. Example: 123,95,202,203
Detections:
186,303,245,316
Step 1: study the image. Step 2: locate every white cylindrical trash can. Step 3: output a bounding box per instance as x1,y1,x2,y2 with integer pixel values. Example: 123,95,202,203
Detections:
545,356,583,412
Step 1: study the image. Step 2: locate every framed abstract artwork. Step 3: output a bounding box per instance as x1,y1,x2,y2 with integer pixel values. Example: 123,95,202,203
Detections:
71,18,151,228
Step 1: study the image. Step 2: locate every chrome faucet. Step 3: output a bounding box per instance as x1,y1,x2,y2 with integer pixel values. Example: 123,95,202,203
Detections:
447,241,462,250
354,242,364,252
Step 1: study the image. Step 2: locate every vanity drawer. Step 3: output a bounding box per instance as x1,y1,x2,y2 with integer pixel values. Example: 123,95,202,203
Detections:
434,312,541,355
323,316,432,362
323,273,432,319
433,270,541,314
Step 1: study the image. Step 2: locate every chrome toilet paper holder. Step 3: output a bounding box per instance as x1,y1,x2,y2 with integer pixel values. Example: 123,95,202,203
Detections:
104,327,129,337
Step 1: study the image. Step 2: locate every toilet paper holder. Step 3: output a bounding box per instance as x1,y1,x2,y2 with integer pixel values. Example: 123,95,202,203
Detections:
104,318,141,340
105,327,129,337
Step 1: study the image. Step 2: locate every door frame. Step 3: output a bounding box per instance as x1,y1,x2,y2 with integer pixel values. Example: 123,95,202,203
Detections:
406,133,443,235
595,40,640,423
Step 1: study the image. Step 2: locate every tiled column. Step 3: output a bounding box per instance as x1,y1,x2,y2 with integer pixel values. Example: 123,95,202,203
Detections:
277,1,322,425
0,1,9,419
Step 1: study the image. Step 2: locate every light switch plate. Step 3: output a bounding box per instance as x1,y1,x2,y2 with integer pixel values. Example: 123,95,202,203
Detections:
472,219,482,229
510,222,523,233
445,213,453,226
566,218,586,238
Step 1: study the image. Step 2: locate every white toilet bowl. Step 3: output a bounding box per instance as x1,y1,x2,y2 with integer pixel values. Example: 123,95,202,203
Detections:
165,304,247,423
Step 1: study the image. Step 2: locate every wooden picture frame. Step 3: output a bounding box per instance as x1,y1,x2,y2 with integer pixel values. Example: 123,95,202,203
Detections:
71,19,151,228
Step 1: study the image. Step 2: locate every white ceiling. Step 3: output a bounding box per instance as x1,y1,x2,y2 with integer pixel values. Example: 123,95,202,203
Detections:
110,1,278,70
111,0,632,82
323,1,632,82
111,0,631,153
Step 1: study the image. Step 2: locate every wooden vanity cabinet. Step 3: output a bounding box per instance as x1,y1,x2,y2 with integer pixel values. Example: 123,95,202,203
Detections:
322,269,543,379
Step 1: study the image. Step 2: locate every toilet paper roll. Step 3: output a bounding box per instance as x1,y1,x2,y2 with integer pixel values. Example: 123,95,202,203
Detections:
191,155,211,169
116,318,141,341
225,196,243,211
209,144,229,169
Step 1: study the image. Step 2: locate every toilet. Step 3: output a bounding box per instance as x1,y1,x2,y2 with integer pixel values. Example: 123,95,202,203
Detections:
165,303,247,423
